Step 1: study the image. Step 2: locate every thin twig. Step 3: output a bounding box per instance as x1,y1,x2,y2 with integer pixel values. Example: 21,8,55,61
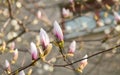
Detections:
9,58,40,75
1,18,11,32
6,30,25,44
9,44,120,75
53,44,120,67
7,0,13,19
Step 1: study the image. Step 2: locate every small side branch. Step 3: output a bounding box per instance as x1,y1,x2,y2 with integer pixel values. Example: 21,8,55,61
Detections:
54,44,120,67
7,0,13,19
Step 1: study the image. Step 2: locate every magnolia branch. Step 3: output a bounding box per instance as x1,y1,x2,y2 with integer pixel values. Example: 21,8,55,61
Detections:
54,44,120,67
9,44,120,75
7,0,13,19
6,30,25,44
9,58,40,75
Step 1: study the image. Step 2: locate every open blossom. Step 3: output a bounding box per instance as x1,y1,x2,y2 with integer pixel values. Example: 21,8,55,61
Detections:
78,54,88,73
40,28,50,50
53,21,63,41
68,40,76,54
5,60,11,73
19,70,25,75
30,42,38,60
113,11,120,22
62,8,70,18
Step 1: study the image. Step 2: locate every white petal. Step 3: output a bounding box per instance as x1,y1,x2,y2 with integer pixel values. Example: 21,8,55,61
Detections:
82,54,88,63
69,0,74,3
53,21,63,41
13,49,18,60
19,70,25,75
113,11,120,20
62,8,70,17
5,60,10,68
40,28,50,48
30,42,38,59
37,10,42,19
14,49,18,56
69,40,76,53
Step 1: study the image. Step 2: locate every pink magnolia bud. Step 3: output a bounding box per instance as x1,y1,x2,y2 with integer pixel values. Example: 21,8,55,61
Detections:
62,8,70,18
5,60,11,73
78,54,88,72
113,11,120,22
13,49,18,61
40,28,50,50
96,20,104,27
69,0,74,3
19,70,25,75
53,21,63,41
68,40,76,54
81,54,88,63
30,42,38,60
37,10,42,19
5,60,10,69
10,42,15,50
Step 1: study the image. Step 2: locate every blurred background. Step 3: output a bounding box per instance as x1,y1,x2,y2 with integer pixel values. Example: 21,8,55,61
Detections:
0,0,120,75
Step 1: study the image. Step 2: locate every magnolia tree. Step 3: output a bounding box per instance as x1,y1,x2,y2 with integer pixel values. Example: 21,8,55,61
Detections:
0,0,120,75
3,20,88,75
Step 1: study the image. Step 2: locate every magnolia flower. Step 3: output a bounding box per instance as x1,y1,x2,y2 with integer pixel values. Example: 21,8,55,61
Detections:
69,0,74,3
53,21,63,41
62,8,70,18
77,54,88,73
5,60,10,68
10,42,15,50
37,10,42,19
12,49,18,63
68,40,76,54
5,60,11,73
40,28,50,50
113,11,120,22
30,42,38,60
19,70,25,75
40,28,52,61
96,20,104,27
9,42,15,53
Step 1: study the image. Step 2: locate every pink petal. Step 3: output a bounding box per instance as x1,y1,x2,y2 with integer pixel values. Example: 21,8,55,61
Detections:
5,60,11,73
40,28,50,50
53,21,63,41
10,42,15,50
62,8,70,17
81,54,88,63
69,0,74,3
68,40,76,53
37,10,42,19
19,70,25,75
13,49,18,60
30,42,38,60
5,60,10,68
78,54,88,71
113,11,120,21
